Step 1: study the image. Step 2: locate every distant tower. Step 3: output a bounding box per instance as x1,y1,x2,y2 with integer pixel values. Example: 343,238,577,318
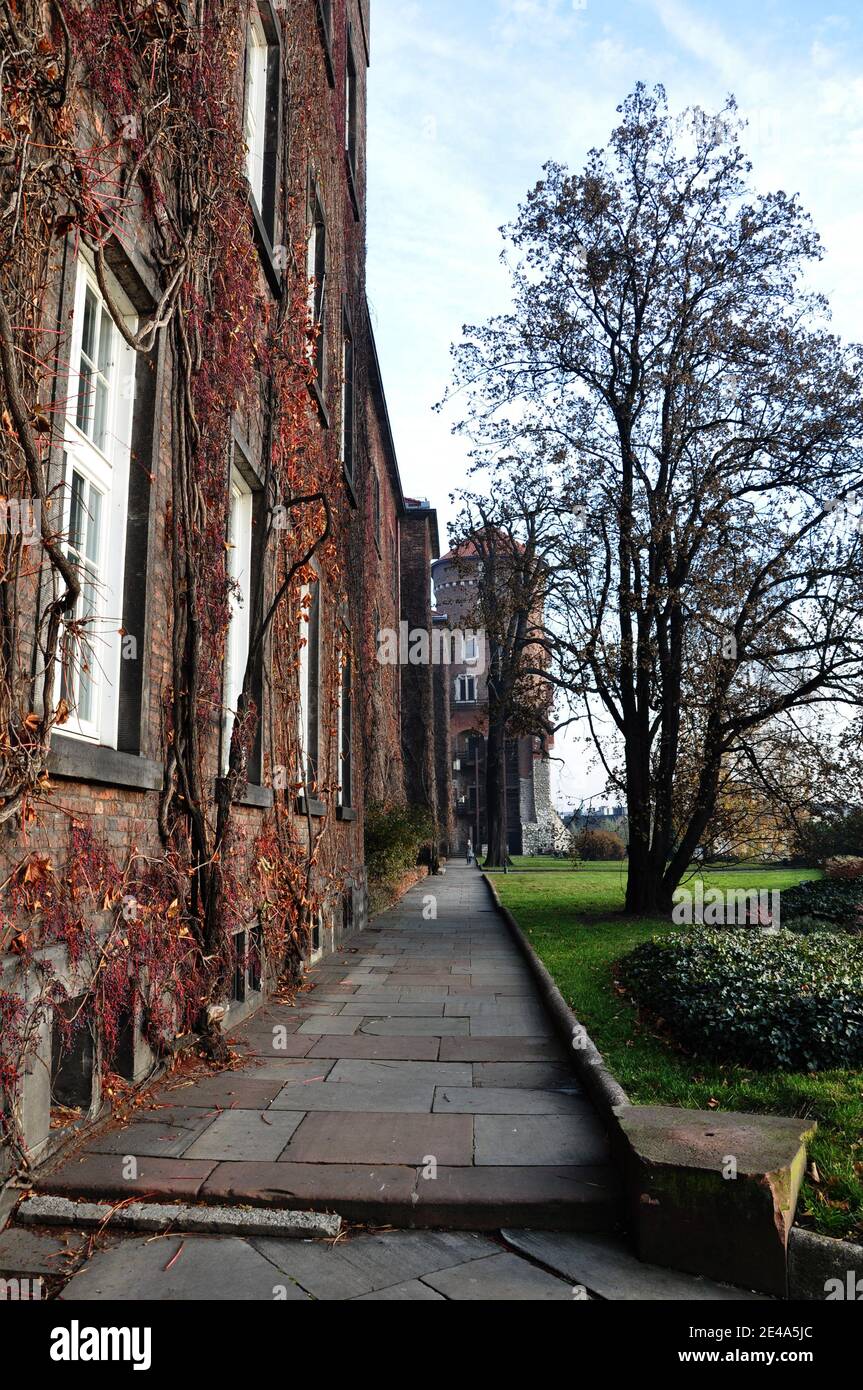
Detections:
431,545,568,857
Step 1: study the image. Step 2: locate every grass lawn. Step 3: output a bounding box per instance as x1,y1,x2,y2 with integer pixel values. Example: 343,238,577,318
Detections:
492,865,863,1243
506,855,575,870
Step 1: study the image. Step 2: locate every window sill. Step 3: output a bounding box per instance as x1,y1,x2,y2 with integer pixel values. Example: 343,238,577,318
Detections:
336,806,357,822
249,195,283,299
307,377,330,429
49,736,163,792
296,795,327,818
215,778,274,810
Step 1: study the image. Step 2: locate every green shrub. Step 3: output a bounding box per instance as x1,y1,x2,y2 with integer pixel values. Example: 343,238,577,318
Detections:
779,878,863,933
617,928,863,1070
364,802,435,907
573,828,626,861
792,808,863,865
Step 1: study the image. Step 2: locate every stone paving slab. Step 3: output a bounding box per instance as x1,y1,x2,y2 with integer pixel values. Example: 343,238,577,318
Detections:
59,1234,312,1301
339,1000,446,1016
227,1034,316,1059
422,1251,574,1300
201,1161,419,1215
327,1059,473,1087
353,1278,445,1300
239,1059,335,1082
473,1062,578,1089
432,1086,587,1116
281,1112,474,1165
87,1108,219,1158
297,1015,363,1035
306,1034,441,1060
475,1114,611,1166
184,1109,305,1160
0,1226,80,1278
359,1016,469,1036
251,1230,495,1299
150,1076,288,1109
269,1080,436,1113
439,1037,564,1063
501,1231,769,1301
39,1154,218,1200
410,1165,621,1231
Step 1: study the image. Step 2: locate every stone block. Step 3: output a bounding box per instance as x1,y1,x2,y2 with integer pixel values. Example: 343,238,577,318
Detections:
616,1105,815,1298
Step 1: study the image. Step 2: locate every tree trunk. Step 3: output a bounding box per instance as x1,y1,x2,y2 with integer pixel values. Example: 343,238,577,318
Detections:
483,707,510,868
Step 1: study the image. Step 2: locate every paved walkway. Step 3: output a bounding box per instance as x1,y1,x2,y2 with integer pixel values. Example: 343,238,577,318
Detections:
10,866,768,1298
35,864,620,1230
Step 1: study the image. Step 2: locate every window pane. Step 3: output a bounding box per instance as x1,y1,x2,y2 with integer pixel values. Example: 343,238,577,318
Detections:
77,563,99,723
97,306,113,377
92,377,109,452
81,287,97,362
84,484,102,565
75,359,92,434
68,470,85,555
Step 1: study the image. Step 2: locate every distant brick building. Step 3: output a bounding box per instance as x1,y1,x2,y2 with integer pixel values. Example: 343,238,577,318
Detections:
432,548,568,857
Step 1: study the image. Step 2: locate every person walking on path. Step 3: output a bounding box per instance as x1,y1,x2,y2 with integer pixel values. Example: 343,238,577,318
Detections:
466,838,474,865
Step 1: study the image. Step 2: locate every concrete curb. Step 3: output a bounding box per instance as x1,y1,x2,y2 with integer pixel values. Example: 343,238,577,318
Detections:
17,1194,341,1240
482,873,630,1123
787,1227,863,1301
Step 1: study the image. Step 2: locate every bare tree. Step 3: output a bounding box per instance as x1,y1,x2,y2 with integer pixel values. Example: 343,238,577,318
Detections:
448,85,863,912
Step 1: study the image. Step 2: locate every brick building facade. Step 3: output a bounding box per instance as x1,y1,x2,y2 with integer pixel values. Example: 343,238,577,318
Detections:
0,1,443,1173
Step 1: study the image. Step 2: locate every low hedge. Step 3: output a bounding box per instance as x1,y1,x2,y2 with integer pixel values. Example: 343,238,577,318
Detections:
364,802,435,914
618,928,863,1070
779,878,863,933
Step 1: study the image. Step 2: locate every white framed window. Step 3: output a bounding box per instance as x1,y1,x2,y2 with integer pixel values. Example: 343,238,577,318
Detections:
244,7,269,209
60,255,136,746
345,28,357,177
298,580,320,788
307,185,326,385
464,635,479,664
455,674,477,704
337,641,352,808
223,468,254,772
340,326,354,478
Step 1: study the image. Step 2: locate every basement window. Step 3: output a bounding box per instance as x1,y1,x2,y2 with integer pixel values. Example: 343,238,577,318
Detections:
51,998,94,1114
231,930,247,1004
248,923,263,994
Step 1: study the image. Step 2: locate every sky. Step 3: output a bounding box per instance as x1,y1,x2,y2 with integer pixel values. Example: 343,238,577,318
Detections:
365,0,863,809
